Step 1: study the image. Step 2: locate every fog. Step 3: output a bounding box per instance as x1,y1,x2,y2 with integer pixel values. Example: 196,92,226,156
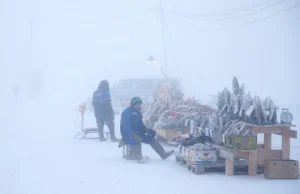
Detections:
1,0,300,193
1,0,299,104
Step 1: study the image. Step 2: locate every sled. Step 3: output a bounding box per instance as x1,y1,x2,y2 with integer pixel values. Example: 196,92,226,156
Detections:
74,128,110,139
74,104,110,139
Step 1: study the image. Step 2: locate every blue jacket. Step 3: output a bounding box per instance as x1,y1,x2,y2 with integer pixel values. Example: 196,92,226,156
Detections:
120,107,154,145
92,89,114,120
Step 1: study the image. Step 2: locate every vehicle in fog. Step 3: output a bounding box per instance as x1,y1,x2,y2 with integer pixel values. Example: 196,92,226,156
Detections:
85,78,180,114
111,78,180,109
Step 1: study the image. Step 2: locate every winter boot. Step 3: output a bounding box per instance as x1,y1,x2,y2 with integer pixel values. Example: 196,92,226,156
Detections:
107,120,119,142
99,133,106,141
97,119,106,141
151,139,174,160
110,136,119,142
98,126,106,141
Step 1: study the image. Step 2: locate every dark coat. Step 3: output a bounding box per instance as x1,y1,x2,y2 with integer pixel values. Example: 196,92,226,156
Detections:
120,107,154,145
92,89,114,121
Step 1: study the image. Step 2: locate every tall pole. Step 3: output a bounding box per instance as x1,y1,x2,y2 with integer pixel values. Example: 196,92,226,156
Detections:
148,56,169,81
29,18,34,70
159,0,167,73
28,0,35,98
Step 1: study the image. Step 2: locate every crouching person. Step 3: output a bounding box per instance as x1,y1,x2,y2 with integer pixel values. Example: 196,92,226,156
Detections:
120,97,174,160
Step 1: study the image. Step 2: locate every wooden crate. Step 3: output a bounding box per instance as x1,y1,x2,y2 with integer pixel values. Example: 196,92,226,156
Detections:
257,150,282,165
155,128,182,142
225,136,257,150
264,160,299,179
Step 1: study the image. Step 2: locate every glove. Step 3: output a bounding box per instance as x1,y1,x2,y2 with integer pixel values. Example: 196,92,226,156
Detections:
146,128,156,137
130,134,142,143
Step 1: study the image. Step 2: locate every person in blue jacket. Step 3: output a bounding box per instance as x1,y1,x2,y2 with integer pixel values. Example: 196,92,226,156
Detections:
92,80,118,142
120,97,174,160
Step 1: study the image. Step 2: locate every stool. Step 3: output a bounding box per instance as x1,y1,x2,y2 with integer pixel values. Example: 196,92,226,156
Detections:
122,144,142,159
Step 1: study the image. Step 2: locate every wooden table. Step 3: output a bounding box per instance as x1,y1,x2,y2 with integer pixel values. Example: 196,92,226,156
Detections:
218,124,297,176
218,147,258,176
249,124,297,160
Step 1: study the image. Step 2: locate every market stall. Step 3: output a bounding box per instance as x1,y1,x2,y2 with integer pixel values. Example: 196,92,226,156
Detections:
143,80,216,145
145,76,298,178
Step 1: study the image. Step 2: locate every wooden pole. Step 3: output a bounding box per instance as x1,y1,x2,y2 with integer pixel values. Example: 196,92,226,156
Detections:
282,127,291,160
225,159,234,176
264,134,272,149
248,151,258,176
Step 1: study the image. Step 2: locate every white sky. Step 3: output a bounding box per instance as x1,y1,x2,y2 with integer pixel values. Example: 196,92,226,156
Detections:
1,0,299,106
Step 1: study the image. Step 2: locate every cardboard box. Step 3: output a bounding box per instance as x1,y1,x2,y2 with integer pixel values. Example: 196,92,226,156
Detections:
188,149,217,165
225,136,257,150
155,128,182,141
264,160,299,179
177,145,187,159
183,147,190,161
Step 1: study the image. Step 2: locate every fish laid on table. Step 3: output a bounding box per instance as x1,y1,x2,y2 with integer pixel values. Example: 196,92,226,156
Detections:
210,76,279,137
253,96,263,125
232,76,240,96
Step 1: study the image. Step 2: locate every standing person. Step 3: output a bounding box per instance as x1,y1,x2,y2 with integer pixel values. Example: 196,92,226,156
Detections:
92,80,118,142
120,97,174,160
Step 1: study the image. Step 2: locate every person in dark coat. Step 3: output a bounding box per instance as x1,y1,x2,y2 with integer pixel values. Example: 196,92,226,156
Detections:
120,97,174,160
92,80,118,142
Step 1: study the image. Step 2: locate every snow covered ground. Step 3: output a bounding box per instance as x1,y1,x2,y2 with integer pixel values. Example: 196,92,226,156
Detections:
1,98,300,194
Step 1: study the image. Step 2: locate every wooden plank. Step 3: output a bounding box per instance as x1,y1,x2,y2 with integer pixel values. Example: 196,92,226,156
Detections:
257,144,264,149
218,148,255,160
218,147,259,160
289,129,297,139
282,128,291,160
248,151,257,176
264,133,272,149
274,129,297,139
225,159,234,176
218,148,235,161
245,123,295,127
257,150,282,165
232,150,250,159
251,127,281,134
249,124,296,136
251,125,297,139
